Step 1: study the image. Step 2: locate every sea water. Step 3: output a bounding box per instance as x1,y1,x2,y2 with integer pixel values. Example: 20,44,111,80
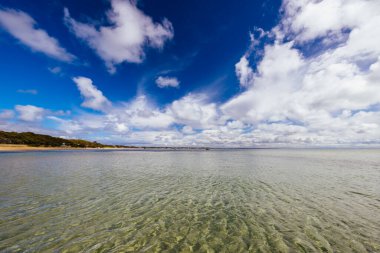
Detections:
0,149,379,252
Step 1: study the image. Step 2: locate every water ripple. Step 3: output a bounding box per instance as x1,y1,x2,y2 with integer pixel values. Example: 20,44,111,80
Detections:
0,149,379,252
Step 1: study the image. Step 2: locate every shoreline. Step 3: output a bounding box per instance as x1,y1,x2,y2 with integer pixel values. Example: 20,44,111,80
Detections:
0,144,210,152
1,144,378,152
0,144,140,152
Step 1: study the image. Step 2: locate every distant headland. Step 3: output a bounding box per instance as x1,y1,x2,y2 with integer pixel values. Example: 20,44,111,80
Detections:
0,130,211,151
0,130,136,151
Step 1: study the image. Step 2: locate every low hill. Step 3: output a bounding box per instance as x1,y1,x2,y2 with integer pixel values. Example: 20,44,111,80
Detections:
0,130,131,148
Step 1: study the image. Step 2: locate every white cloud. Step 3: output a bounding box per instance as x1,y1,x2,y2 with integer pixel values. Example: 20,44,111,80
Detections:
168,94,220,129
0,109,14,119
50,94,175,135
124,130,183,145
223,0,380,146
47,116,83,134
15,105,45,122
182,125,194,135
114,95,174,129
3,0,379,147
115,123,129,133
282,0,380,43
235,56,254,87
156,76,180,88
64,0,173,73
73,76,111,112
0,8,75,62
223,42,305,123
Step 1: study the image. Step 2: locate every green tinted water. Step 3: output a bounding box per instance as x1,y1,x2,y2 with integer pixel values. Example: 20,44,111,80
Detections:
0,149,379,252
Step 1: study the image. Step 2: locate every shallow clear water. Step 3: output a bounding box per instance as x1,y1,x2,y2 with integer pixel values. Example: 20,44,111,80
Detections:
0,149,379,252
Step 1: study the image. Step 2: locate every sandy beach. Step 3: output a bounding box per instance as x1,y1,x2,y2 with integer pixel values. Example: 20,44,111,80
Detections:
0,144,133,152
0,144,212,152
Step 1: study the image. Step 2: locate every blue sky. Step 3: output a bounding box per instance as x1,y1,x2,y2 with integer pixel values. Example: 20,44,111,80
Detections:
1,0,380,147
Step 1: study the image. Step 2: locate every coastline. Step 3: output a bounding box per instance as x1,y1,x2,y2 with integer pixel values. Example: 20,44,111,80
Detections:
0,144,136,152
0,144,213,152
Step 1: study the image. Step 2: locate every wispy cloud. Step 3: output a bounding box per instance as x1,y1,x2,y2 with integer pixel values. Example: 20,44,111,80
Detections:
0,8,75,62
17,89,38,95
48,66,62,75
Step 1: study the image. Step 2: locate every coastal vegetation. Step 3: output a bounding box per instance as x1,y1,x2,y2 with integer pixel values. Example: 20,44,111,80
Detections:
0,130,131,148
0,130,212,150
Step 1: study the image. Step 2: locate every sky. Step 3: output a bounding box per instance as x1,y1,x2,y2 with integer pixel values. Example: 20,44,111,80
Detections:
0,0,380,147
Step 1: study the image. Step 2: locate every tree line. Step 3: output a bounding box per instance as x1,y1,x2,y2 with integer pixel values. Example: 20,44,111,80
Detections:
0,130,132,148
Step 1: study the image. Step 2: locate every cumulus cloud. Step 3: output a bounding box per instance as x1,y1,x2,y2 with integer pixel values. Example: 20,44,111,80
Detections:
156,76,180,88
54,91,218,135
281,0,380,43
168,94,220,129
15,105,45,122
113,95,174,129
50,94,175,136
224,0,380,146
0,8,75,62
64,0,174,73
47,87,223,144
4,0,379,147
73,77,111,112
